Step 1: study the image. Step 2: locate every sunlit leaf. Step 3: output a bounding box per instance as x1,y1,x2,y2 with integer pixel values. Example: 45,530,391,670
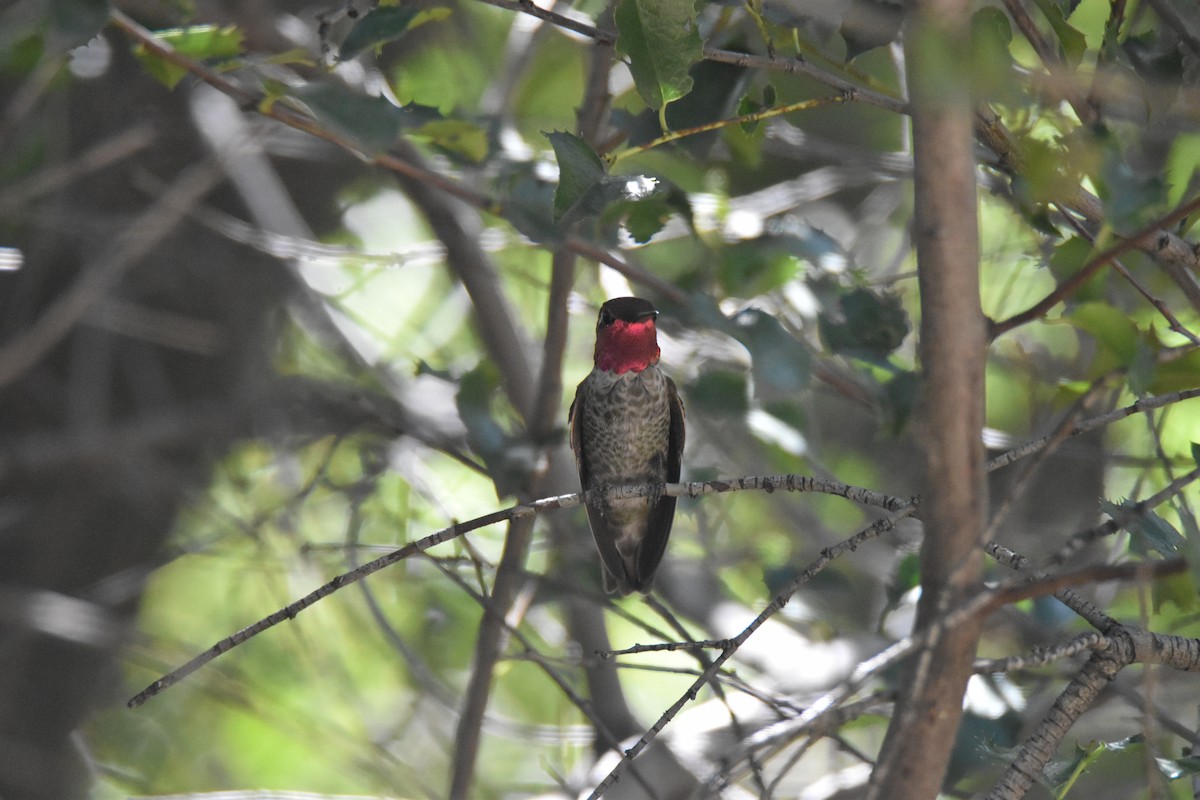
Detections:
414,119,489,163
1152,572,1196,613
1063,302,1139,374
1156,754,1200,781
134,25,244,89
1031,0,1087,67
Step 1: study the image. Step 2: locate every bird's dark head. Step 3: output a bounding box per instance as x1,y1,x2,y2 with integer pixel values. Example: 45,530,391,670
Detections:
593,297,661,374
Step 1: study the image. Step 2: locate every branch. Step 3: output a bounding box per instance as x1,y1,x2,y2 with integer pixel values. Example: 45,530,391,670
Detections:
127,474,903,707
986,388,1200,472
990,191,1200,338
585,503,918,798
867,0,986,793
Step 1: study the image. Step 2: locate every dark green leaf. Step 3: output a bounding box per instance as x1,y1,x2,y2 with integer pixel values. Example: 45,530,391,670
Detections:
728,308,812,401
883,369,919,435
497,161,558,243
818,287,909,361
840,0,904,60
718,239,803,296
294,84,412,153
1127,337,1156,397
456,363,534,498
1156,754,1200,781
600,188,680,243
1047,236,1103,303
547,131,606,221
47,0,109,51
1102,498,1185,557
687,371,749,415
614,0,703,111
1030,0,1087,67
969,16,1020,105
339,6,420,60
1065,303,1139,375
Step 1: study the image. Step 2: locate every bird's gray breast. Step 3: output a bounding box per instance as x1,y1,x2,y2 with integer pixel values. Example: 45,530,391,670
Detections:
579,366,672,492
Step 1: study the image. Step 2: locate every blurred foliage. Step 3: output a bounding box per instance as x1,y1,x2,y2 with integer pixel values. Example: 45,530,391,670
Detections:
4,0,1200,797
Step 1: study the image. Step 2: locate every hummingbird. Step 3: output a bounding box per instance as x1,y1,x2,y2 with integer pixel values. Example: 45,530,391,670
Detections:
569,297,686,595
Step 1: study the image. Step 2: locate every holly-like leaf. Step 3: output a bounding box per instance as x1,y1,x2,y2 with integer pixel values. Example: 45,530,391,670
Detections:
134,25,243,89
1047,236,1103,303
1102,498,1184,557
1030,0,1087,67
818,287,909,361
339,6,419,60
414,119,488,163
547,131,606,221
615,0,703,111
457,363,535,498
728,308,812,401
293,84,415,153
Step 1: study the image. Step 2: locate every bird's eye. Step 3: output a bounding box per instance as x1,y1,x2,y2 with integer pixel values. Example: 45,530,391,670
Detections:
599,309,614,326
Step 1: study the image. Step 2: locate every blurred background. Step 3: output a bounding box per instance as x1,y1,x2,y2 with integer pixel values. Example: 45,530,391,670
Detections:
2,0,1199,797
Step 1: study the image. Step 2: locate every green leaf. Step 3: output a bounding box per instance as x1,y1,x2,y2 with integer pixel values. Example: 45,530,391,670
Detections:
614,0,703,112
600,186,685,243
970,7,1017,100
413,119,488,163
818,287,909,362
728,308,812,401
840,0,904,60
883,369,919,435
1030,0,1087,67
134,25,244,89
687,371,749,415
1182,505,1200,600
1165,133,1200,211
718,238,803,296
1156,754,1200,781
456,363,534,498
1102,498,1185,557
547,131,606,221
339,6,420,60
1127,337,1156,397
1192,442,1200,467
1062,302,1138,374
1047,236,1102,303
497,162,558,243
1151,571,1196,613
293,84,414,153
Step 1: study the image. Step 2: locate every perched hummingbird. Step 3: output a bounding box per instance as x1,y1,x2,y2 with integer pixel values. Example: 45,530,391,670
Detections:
569,297,686,595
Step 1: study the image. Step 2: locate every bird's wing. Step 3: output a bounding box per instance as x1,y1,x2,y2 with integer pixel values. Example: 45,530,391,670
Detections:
634,377,686,591
570,383,631,592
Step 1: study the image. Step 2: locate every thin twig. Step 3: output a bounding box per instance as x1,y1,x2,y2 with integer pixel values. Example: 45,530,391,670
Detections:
991,192,1200,338
127,474,905,707
986,388,1200,472
585,503,918,798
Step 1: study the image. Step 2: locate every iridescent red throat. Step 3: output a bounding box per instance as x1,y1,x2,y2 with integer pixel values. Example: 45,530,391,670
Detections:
594,319,660,374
